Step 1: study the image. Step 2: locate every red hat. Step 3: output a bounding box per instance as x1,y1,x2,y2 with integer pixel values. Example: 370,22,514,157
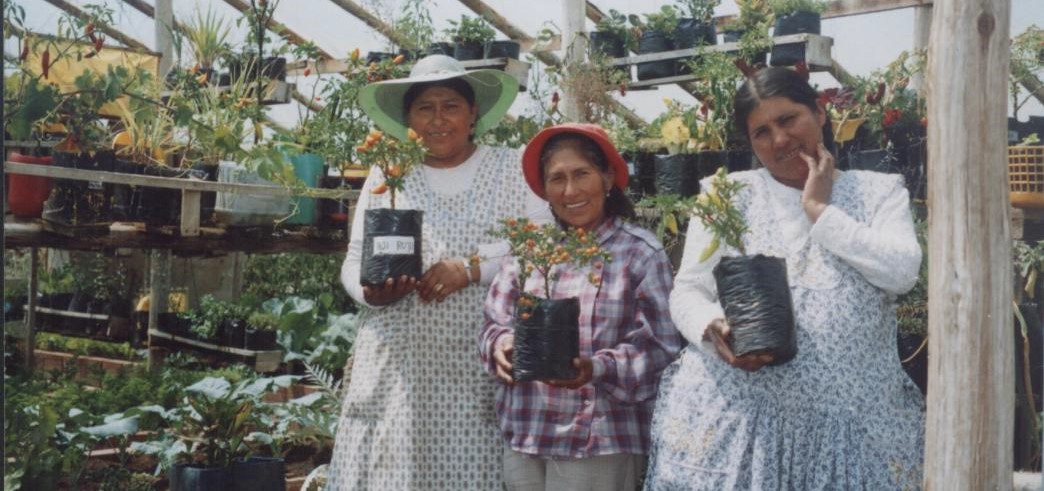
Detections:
522,123,629,199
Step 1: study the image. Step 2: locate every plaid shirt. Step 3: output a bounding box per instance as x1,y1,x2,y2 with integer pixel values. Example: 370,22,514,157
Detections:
479,217,683,458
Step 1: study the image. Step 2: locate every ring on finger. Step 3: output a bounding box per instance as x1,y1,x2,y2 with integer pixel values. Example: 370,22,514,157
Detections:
434,283,445,293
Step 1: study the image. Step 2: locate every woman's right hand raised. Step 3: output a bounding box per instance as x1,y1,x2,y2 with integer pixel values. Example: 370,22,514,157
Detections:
362,275,418,306
704,318,775,372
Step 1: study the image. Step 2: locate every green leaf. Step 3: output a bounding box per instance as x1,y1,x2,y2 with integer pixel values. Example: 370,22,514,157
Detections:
8,80,58,140
82,415,139,437
186,377,232,399
698,238,720,263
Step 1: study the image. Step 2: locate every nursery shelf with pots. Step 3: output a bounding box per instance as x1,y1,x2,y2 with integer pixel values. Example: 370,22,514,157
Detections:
286,57,532,91
159,80,296,105
147,328,283,372
5,160,357,251
613,33,834,90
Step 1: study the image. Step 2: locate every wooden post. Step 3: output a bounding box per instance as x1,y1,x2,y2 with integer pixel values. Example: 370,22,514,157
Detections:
147,249,171,371
154,0,174,77
24,247,39,373
911,4,932,92
561,0,586,123
924,0,1013,488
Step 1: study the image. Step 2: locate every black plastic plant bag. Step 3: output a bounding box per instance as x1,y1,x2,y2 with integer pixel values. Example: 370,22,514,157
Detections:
513,297,580,382
361,208,423,286
713,255,797,364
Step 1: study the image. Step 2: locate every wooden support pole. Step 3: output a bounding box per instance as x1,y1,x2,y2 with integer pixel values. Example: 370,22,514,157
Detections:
911,4,932,92
41,0,152,52
147,250,171,371
924,0,1013,488
24,248,38,374
562,0,586,122
155,0,174,77
120,0,188,33
325,0,416,50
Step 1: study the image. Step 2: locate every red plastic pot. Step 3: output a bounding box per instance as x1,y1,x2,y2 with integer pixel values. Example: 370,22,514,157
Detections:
6,152,52,218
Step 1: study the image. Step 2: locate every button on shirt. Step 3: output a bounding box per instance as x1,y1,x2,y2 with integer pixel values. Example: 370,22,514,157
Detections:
480,217,684,458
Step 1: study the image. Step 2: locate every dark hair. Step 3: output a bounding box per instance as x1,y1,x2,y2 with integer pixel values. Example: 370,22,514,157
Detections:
403,78,476,116
733,67,836,154
538,133,636,225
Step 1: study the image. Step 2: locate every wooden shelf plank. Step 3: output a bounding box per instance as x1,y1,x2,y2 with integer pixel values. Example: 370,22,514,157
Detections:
621,34,834,90
4,162,359,200
148,329,282,372
4,219,348,254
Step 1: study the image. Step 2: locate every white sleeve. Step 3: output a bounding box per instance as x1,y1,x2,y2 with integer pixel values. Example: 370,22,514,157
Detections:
475,182,554,285
669,215,726,345
340,170,381,308
808,177,922,296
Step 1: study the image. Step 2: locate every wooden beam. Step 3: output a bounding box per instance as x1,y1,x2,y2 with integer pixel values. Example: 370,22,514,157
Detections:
924,0,1013,488
219,0,334,59
828,57,858,87
459,0,644,128
41,0,152,52
324,0,416,50
1016,72,1044,107
823,0,933,18
562,0,586,122
4,222,349,254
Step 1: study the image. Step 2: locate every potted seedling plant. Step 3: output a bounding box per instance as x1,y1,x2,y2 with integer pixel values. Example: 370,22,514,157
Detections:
673,0,720,74
590,9,637,61
492,218,611,381
634,5,680,80
724,0,774,65
357,127,428,286
693,167,797,363
444,14,496,61
245,311,279,351
652,96,728,198
183,7,231,82
768,0,827,66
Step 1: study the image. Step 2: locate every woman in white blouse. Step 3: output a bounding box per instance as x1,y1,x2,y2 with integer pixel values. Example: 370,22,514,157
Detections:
643,67,925,490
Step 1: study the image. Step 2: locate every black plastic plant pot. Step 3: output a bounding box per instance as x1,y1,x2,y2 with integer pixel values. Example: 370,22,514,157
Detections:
713,255,797,364
244,326,278,351
654,154,701,197
674,19,717,75
361,208,423,287
427,42,454,56
589,31,628,59
897,331,927,396
487,40,521,60
43,151,108,226
512,297,580,382
261,57,287,81
366,51,397,65
223,319,246,348
726,150,754,173
724,30,768,65
189,162,219,225
636,31,674,81
169,464,230,491
453,41,485,61
847,148,894,173
110,159,143,221
230,457,285,491
139,165,184,226
770,11,821,66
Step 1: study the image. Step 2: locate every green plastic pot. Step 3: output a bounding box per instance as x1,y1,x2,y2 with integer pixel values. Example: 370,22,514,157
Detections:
287,153,325,225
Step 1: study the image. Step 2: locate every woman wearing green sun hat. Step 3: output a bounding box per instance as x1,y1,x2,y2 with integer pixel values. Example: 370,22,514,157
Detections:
328,54,552,490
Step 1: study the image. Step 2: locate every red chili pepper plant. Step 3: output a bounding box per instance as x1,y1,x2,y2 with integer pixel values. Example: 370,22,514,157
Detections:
356,127,427,209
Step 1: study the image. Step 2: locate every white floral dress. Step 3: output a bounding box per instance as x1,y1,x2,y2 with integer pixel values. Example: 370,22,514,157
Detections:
327,146,537,490
643,168,925,491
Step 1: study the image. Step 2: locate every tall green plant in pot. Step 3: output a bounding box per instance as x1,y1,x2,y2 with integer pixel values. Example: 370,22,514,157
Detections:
357,128,429,286
634,5,680,80
444,14,495,61
674,0,721,75
131,375,296,491
491,218,611,381
589,9,637,67
695,167,797,363
651,96,729,197
769,0,827,66
724,0,774,65
184,7,231,80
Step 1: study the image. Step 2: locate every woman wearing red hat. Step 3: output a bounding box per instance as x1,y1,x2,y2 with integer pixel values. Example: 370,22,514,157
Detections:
479,123,684,491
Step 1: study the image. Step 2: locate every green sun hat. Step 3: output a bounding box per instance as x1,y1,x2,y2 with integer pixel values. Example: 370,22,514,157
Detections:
358,55,520,141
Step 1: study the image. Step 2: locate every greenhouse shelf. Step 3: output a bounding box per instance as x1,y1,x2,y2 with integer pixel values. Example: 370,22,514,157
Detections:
148,329,283,372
